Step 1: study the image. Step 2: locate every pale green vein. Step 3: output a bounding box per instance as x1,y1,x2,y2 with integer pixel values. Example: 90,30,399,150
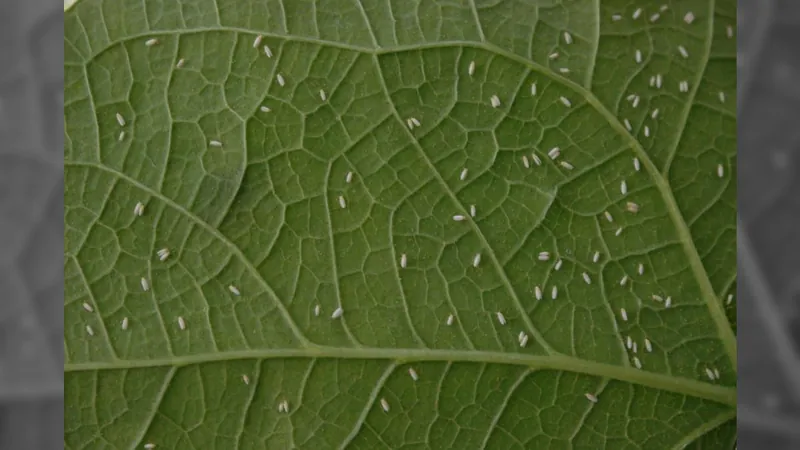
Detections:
338,362,398,449
371,53,558,356
63,347,736,407
669,409,735,450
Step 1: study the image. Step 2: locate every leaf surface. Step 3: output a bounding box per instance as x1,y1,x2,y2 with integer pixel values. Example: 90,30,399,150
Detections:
64,0,737,448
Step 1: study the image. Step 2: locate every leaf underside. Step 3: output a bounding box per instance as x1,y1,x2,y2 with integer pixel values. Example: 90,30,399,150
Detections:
64,0,737,449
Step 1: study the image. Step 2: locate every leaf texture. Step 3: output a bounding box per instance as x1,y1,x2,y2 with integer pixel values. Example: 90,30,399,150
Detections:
64,0,737,448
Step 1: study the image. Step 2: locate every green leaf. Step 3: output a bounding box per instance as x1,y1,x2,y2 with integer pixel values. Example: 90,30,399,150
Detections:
64,0,737,448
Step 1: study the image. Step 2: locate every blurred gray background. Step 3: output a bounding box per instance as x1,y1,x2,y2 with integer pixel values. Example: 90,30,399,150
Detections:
0,0,798,448
0,0,63,447
738,0,800,448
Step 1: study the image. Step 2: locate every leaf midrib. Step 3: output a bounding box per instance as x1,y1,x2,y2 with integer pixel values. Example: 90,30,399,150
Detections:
63,346,736,406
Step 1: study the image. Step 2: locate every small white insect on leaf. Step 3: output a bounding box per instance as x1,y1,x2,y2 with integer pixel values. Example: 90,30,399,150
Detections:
651,108,659,119
559,68,570,74
554,259,563,271
637,263,644,275
684,12,695,24
665,297,672,308
717,163,724,178
633,157,641,171
253,35,263,48
134,201,145,216
632,96,640,108
453,215,466,222
115,112,126,127
345,171,354,183
678,45,689,59
626,336,633,349
460,168,469,181
209,140,223,147
496,311,507,325
633,356,642,369
660,4,669,12
718,91,726,103
519,334,529,347
644,125,650,138
623,118,632,131
380,398,390,412
635,49,642,64
157,248,170,262
563,31,573,45
178,316,186,330
582,272,591,285
473,253,482,268
650,13,660,22
632,8,642,19
410,117,421,127
144,444,156,450
331,307,344,319
522,155,530,169
534,285,542,300
121,317,129,330
400,253,408,269
242,374,250,385
86,325,94,336
632,342,638,353
604,211,614,222
446,314,454,326
229,285,241,296
320,89,327,102
530,82,537,96
645,338,653,352
490,94,501,108
314,304,321,317
551,285,558,299
612,14,622,21
531,153,542,166
548,147,560,160
470,204,476,218
264,45,273,58
141,277,150,292
620,180,628,195
559,96,572,107
713,368,720,379
82,302,94,313
145,38,159,47
559,161,574,171
408,367,419,381
468,60,476,76
626,201,640,214
176,58,185,69
276,73,285,86
592,251,600,263
338,195,347,209
585,393,598,403
260,105,271,113
549,52,559,60
726,294,734,305
118,131,126,141
726,25,734,38
538,251,550,261
620,275,628,286
705,368,715,381
620,308,628,321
